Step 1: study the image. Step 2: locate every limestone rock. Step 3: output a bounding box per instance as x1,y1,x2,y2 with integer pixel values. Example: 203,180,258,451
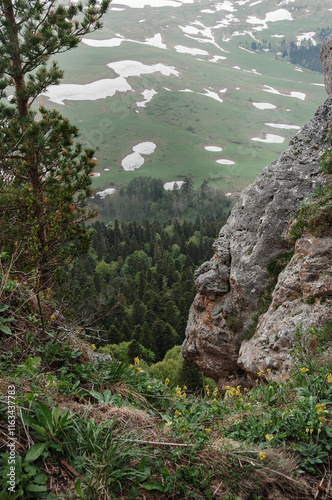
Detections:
194,258,230,295
320,35,332,96
88,350,112,363
238,234,332,380
182,97,332,385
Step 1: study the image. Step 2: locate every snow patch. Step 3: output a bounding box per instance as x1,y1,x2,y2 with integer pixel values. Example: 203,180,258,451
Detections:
96,188,116,198
174,45,209,56
239,46,256,54
108,60,179,78
252,102,277,110
205,146,223,151
209,55,227,62
164,181,185,190
82,32,167,50
111,0,193,7
296,32,316,46
201,89,223,103
247,9,292,30
263,85,305,100
122,142,157,171
265,123,300,130
136,89,158,107
251,134,284,143
216,159,235,164
41,77,132,105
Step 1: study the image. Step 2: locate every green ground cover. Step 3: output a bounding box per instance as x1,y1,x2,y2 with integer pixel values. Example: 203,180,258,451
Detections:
38,0,328,196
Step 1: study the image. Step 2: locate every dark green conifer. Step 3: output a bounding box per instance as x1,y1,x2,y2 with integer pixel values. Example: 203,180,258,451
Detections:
0,0,110,290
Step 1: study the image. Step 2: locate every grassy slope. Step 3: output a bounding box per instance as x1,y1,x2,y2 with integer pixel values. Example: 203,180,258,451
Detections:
0,277,331,498
37,0,328,195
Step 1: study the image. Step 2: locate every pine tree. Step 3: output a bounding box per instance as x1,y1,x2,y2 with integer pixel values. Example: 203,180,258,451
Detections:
0,0,110,290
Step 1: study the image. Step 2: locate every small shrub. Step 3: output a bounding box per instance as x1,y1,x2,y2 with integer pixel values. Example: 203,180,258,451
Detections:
289,184,332,241
320,128,332,174
226,313,243,333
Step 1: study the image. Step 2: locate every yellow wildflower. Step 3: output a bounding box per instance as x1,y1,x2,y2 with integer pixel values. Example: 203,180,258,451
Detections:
165,378,170,386
134,357,140,365
91,344,96,351
259,452,266,460
300,367,309,373
183,385,187,390
265,434,274,442
175,410,181,416
327,373,332,383
257,369,264,377
205,428,212,433
147,385,152,391
316,403,327,415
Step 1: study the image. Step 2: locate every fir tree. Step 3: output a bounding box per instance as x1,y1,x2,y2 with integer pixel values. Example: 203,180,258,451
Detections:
0,0,110,290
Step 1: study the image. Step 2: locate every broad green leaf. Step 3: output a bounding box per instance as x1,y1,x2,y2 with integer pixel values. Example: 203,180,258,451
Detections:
25,442,47,462
0,305,9,313
34,401,53,432
74,478,85,499
23,464,38,475
33,472,47,485
59,410,70,429
0,325,11,334
52,406,61,427
161,398,170,411
142,481,165,492
88,390,103,402
103,389,113,403
25,483,48,492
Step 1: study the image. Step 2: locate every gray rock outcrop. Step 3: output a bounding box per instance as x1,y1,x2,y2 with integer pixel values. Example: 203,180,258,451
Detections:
182,97,332,386
320,34,332,95
238,234,332,380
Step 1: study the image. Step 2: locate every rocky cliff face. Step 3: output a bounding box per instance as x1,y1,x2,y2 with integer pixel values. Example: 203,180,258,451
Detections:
182,97,332,386
238,234,332,381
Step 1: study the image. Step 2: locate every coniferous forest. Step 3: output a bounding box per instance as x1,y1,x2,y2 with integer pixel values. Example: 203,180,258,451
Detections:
55,177,231,363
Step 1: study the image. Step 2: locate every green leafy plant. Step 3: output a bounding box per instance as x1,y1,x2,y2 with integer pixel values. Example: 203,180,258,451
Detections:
87,389,122,406
0,304,15,335
289,184,332,241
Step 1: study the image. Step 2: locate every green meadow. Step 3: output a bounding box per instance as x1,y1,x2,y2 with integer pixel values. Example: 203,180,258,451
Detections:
38,0,328,194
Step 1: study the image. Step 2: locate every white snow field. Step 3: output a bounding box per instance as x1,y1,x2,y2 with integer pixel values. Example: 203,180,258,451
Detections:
251,134,285,143
252,102,277,110
164,181,185,190
122,142,157,171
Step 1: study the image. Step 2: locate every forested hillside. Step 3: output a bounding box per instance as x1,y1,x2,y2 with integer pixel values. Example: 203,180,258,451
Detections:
93,176,230,224
56,180,231,362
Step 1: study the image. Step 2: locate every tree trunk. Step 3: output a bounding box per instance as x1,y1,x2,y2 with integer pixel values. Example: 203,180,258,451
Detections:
2,0,49,290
